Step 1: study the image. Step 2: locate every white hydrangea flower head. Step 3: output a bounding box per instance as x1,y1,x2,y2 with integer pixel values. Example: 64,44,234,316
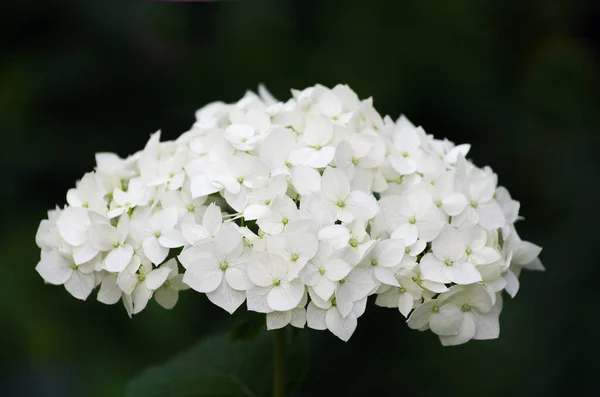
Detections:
34,83,543,345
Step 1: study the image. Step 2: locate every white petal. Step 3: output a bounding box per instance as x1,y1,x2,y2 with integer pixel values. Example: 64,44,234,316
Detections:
159,229,185,248
319,90,342,118
389,156,416,175
440,312,476,346
183,259,223,293
443,262,482,285
191,174,220,198
266,311,293,330
512,241,543,266
243,204,268,221
105,245,134,272
153,208,178,231
470,247,501,265
57,207,90,246
117,270,138,295
321,167,350,202
267,280,304,311
64,271,95,300
432,227,466,262
477,200,505,230
88,224,118,251
374,267,400,287
398,293,414,317
72,243,99,265
376,239,406,267
421,280,449,294
346,190,379,220
312,277,336,301
155,287,179,309
324,259,353,281
442,193,468,216
36,251,73,285
142,237,169,265
318,225,350,249
391,223,418,246
326,307,357,342
290,166,320,197
429,305,463,336
207,279,246,314
419,254,449,284
504,270,520,298
306,302,327,330
352,296,368,318
225,265,252,291
303,115,333,147
290,307,307,328
246,286,272,313
145,267,172,290
97,275,121,305
203,203,223,236
472,310,500,340
132,283,152,314
407,301,435,330
247,253,276,287
214,224,243,259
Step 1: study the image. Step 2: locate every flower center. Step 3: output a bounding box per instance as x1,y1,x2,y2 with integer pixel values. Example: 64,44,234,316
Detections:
336,200,345,208
444,258,453,266
318,268,325,275
137,273,146,282
282,217,289,225
461,304,471,312
465,247,472,255
432,305,439,313
219,261,229,271
470,200,478,208
408,217,416,224
154,231,161,238
349,238,358,247
290,253,299,262
370,259,378,266
273,279,281,287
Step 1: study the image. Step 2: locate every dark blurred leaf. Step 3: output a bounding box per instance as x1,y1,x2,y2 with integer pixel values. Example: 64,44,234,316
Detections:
229,312,266,343
127,328,309,397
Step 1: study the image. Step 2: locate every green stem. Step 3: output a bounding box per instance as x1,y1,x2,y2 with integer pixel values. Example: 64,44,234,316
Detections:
273,328,285,397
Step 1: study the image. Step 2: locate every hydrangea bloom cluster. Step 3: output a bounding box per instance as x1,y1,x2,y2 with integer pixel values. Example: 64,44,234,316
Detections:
35,84,543,345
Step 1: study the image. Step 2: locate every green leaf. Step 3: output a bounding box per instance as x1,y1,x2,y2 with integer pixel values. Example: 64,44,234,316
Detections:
126,328,309,397
229,311,266,342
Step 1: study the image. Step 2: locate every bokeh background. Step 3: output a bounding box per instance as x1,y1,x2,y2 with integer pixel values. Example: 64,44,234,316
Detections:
1,0,598,396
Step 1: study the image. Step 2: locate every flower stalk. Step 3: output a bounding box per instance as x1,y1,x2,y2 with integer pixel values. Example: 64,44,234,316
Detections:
273,328,285,397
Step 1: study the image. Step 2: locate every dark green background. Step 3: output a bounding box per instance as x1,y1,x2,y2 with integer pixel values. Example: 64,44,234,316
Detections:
1,1,598,396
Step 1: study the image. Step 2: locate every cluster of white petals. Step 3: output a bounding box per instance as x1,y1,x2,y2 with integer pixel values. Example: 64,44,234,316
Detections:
35,84,543,345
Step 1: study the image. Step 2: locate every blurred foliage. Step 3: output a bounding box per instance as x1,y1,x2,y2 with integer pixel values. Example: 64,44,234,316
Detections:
0,0,598,396
127,328,309,397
